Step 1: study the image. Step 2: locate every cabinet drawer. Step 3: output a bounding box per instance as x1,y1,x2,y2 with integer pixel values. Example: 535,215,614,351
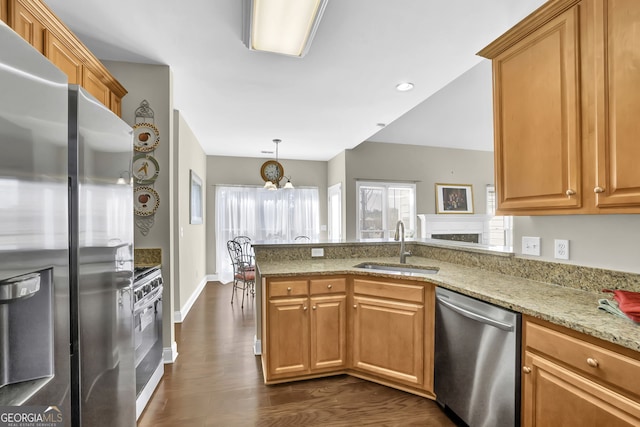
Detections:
526,321,640,397
310,278,346,295
268,279,308,298
353,278,424,304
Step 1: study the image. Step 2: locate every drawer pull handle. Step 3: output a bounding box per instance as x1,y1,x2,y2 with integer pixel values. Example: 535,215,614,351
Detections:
312,305,317,310
287,287,292,292
586,357,599,368
327,284,332,289
565,189,576,196
594,186,605,193
522,366,532,374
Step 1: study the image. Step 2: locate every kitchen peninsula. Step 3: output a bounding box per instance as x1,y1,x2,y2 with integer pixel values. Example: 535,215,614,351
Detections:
254,240,640,423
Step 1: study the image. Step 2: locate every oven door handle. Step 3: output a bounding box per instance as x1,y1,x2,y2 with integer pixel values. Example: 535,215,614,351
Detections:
134,285,163,312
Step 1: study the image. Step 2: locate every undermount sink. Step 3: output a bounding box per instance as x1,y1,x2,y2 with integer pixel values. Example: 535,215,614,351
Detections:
353,263,439,276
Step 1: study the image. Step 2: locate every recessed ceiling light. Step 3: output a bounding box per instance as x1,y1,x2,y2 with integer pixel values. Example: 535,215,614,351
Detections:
376,123,386,128
396,82,414,92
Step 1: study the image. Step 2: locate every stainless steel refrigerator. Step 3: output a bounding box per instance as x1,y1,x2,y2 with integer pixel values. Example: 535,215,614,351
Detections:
0,21,135,426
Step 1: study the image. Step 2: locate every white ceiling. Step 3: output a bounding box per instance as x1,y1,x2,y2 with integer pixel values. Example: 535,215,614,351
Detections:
45,0,546,161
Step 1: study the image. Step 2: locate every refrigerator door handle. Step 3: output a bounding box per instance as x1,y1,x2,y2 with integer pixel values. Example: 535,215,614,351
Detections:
0,272,41,303
436,295,514,331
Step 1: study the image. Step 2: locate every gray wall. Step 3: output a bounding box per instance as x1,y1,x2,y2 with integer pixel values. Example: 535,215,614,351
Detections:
344,141,494,240
175,111,208,311
514,215,640,274
103,60,177,353
206,155,328,275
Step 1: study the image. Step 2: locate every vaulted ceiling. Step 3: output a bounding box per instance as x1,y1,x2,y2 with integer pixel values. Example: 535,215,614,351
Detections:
45,0,546,161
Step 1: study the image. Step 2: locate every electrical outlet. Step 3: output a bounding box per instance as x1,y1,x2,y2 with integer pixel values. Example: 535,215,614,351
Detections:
554,239,569,260
522,236,541,256
311,248,324,257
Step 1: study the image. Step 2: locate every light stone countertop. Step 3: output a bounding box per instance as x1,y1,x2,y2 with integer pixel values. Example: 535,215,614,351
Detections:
257,256,640,353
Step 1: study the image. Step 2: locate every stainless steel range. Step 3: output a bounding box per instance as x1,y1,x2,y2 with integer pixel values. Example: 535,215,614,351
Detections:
132,266,164,419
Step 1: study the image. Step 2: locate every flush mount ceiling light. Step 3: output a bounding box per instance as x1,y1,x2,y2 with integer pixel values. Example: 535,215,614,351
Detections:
243,0,329,57
396,82,415,92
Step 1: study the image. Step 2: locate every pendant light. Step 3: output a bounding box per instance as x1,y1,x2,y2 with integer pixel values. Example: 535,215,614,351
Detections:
262,139,294,190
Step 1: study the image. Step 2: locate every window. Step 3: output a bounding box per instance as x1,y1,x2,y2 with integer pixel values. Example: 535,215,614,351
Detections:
215,186,320,281
356,181,416,240
486,185,512,247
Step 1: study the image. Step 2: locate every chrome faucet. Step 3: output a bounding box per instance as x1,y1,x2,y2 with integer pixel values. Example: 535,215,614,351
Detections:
394,220,412,264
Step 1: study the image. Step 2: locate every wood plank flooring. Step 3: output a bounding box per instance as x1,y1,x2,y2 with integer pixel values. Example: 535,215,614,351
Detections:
137,282,456,427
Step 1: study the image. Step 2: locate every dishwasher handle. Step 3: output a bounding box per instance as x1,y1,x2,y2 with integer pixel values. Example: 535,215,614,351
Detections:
436,295,514,331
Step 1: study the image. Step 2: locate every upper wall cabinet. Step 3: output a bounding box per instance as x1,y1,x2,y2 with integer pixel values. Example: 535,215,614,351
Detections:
479,0,640,215
2,0,127,116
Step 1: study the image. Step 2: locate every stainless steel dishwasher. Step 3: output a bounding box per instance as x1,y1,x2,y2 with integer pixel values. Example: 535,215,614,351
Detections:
434,287,521,427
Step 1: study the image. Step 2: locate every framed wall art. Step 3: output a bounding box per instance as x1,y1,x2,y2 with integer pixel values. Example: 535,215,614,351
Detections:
435,183,474,214
190,170,203,224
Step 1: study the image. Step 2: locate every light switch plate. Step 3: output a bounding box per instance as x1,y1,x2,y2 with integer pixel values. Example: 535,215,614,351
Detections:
311,248,324,257
522,236,541,256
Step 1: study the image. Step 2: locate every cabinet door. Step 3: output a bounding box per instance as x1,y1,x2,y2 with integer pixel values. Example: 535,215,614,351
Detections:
44,30,81,84
522,352,640,426
492,6,582,212
352,295,424,386
267,297,309,378
592,0,640,208
10,0,44,52
310,294,346,371
110,92,122,117
83,66,111,108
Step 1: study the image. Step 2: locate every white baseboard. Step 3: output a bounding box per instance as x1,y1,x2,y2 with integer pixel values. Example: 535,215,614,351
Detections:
174,276,209,323
207,274,219,282
136,360,164,420
253,335,261,355
163,341,178,364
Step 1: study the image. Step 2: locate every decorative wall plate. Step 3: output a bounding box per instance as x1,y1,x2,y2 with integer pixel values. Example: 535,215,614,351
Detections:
134,186,160,216
133,123,160,152
132,153,160,185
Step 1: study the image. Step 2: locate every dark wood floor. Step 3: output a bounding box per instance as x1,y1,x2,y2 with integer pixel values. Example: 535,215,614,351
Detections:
137,282,456,427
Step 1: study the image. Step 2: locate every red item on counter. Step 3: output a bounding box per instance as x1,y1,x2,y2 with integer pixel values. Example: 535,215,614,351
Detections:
603,289,640,322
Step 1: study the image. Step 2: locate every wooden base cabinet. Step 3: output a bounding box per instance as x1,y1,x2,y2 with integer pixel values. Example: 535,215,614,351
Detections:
267,296,310,378
310,294,346,371
263,275,436,397
264,277,347,382
352,295,424,386
350,278,434,393
522,317,640,426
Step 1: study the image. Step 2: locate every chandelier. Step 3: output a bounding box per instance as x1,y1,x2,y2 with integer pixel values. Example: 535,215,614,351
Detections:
262,139,294,190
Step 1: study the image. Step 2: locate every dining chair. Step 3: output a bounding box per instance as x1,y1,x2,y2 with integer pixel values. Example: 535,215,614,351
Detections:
233,235,254,271
227,240,255,309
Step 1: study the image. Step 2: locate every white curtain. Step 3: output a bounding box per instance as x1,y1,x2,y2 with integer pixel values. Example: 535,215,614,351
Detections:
215,186,320,282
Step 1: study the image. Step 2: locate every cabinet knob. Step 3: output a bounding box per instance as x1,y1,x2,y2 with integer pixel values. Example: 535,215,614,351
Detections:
522,366,532,374
303,306,308,311
353,304,357,309
287,287,292,292
565,189,576,196
327,284,332,289
312,305,317,310
594,186,605,193
586,357,599,368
